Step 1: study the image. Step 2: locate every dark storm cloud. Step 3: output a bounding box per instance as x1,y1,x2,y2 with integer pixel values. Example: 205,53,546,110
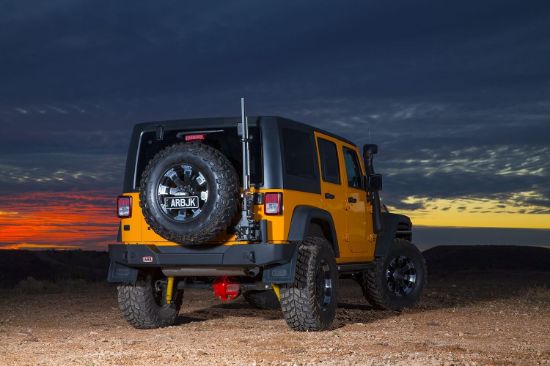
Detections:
1,0,549,211
270,97,550,212
0,153,124,194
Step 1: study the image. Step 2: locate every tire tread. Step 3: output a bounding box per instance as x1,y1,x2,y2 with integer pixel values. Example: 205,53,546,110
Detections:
117,277,181,329
280,237,338,331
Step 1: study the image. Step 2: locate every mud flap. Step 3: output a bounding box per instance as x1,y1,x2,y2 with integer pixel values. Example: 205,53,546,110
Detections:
261,247,298,284
107,261,139,284
107,245,138,284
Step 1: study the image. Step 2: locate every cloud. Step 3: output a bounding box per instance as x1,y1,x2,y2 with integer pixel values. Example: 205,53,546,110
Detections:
46,105,68,114
392,194,550,229
0,0,549,237
0,153,125,193
271,98,550,216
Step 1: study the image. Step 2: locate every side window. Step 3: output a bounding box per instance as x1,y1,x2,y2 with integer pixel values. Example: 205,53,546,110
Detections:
343,147,363,189
282,128,316,179
317,138,340,184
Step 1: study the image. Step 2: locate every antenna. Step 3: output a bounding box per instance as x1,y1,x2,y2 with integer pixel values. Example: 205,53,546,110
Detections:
241,97,251,192
236,97,260,241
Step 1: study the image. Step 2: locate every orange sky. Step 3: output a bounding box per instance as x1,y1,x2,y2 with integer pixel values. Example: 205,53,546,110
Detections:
0,190,118,250
1,190,549,250
390,192,550,230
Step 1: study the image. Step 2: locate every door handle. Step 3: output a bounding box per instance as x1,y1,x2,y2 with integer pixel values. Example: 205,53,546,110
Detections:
324,193,335,199
348,197,357,203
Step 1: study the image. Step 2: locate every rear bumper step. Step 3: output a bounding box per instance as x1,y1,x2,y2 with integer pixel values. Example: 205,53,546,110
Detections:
107,243,297,284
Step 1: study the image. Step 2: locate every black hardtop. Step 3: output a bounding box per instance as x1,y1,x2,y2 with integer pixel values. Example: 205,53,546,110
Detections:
132,116,356,147
122,116,356,193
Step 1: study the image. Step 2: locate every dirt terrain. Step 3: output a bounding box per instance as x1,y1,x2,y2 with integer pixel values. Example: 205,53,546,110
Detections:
0,268,548,366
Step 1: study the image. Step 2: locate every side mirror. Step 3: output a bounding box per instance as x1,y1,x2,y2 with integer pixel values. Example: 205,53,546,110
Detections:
367,174,382,192
363,144,378,176
363,144,378,156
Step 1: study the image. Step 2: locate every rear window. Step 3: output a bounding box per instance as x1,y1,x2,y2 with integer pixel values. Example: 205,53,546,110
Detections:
282,128,316,179
317,138,340,184
135,127,262,189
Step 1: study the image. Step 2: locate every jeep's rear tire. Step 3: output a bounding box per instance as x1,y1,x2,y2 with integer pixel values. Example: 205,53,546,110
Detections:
280,237,338,331
117,275,183,329
140,143,239,245
243,290,280,310
360,238,426,310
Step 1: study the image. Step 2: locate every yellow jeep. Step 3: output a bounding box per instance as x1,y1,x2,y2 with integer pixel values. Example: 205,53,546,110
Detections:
108,103,426,331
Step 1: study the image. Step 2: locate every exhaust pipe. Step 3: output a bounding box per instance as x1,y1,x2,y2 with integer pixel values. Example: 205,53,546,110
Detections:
161,267,257,277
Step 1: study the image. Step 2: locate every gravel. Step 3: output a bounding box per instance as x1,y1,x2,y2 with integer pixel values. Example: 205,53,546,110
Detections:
0,270,548,365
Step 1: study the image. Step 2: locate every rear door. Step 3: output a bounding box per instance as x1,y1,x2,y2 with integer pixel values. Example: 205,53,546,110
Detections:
314,133,351,258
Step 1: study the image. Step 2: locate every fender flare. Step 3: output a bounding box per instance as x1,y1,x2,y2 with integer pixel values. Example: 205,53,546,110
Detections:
375,212,412,257
287,205,339,258
263,205,339,285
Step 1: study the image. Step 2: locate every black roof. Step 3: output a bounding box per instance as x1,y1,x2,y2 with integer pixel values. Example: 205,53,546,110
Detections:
122,115,359,193
133,116,356,147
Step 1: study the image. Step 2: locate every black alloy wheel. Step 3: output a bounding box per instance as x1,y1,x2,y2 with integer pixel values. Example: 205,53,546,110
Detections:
156,163,210,223
316,260,334,309
385,255,417,297
360,238,426,311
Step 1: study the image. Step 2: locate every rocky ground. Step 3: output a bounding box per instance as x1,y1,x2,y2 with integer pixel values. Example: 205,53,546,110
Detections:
0,268,549,365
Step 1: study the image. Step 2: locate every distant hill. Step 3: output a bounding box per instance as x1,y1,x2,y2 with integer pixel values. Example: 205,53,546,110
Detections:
0,245,548,288
423,245,550,274
0,250,108,288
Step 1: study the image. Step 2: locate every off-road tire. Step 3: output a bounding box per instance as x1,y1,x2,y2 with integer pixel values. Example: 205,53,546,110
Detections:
280,237,338,331
117,275,183,329
243,290,280,310
140,143,239,245
361,238,426,310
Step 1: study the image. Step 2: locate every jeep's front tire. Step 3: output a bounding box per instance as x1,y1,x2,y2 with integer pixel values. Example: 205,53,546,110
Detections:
280,237,338,331
360,238,426,310
117,275,183,329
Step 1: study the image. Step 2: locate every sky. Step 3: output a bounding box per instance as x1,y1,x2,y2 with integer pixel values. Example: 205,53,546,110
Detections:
1,1,550,250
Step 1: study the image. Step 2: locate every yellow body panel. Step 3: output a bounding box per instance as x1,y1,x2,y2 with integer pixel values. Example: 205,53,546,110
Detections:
120,135,377,264
339,141,376,255
313,132,376,262
121,189,320,245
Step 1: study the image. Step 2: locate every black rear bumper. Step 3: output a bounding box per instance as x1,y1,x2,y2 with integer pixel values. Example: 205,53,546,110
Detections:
107,243,297,284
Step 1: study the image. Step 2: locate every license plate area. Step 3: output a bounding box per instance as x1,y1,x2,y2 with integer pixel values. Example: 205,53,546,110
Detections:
164,196,199,210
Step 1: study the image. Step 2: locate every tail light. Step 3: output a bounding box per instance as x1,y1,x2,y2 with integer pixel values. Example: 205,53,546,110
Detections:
184,134,206,142
212,276,241,301
117,196,132,218
264,192,283,215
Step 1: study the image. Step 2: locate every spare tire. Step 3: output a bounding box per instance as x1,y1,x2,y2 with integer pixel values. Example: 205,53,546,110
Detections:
140,142,239,245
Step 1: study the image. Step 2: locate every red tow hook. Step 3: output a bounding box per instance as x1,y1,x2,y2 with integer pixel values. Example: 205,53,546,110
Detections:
212,276,241,301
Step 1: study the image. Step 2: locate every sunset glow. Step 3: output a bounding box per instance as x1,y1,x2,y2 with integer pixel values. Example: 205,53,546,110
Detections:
391,193,550,229
1,189,548,251
0,190,118,250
